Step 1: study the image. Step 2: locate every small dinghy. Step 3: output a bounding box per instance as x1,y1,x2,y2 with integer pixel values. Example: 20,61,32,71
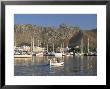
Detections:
49,59,64,67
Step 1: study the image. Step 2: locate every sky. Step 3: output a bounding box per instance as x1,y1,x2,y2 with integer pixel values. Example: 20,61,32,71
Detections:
14,14,97,30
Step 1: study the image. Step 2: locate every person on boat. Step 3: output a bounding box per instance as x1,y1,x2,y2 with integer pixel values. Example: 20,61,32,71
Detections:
52,57,56,63
56,58,60,63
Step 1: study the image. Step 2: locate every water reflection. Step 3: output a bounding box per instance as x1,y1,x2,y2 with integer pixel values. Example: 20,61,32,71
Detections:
14,56,97,76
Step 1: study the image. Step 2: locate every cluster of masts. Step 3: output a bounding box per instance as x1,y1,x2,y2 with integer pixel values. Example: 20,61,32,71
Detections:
14,35,97,57
81,38,90,54
14,36,90,53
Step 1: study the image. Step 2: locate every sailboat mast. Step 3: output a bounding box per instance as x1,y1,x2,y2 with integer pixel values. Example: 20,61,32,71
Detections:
61,43,62,53
88,38,89,53
63,42,64,48
81,38,83,54
61,44,62,48
31,37,33,52
53,43,54,52
63,42,64,53
38,40,40,47
33,37,34,52
47,44,48,52
14,36,17,48
14,41,16,48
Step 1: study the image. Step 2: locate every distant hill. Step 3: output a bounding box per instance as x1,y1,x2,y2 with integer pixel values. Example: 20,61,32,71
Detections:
14,24,97,52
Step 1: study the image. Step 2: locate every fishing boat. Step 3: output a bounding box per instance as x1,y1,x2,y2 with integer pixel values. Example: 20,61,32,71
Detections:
49,59,64,66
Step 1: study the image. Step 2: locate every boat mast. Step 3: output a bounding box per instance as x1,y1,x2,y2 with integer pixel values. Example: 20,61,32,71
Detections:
61,43,62,53
63,42,64,53
32,37,34,52
14,41,16,48
63,42,64,48
14,36,17,48
38,40,39,47
88,38,90,53
81,38,83,54
47,44,48,52
53,43,54,52
61,43,62,48
31,37,33,52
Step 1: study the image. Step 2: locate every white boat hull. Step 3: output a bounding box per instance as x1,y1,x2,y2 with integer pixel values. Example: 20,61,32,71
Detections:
14,55,32,58
49,60,64,67
51,62,64,66
36,53,43,56
55,53,62,57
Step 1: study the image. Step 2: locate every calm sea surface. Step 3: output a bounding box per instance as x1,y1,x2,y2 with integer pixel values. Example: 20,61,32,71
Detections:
14,56,97,76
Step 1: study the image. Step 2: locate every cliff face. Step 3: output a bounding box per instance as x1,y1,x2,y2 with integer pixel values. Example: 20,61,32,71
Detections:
14,24,97,51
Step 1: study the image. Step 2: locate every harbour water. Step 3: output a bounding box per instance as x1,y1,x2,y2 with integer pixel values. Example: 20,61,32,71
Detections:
14,56,97,76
